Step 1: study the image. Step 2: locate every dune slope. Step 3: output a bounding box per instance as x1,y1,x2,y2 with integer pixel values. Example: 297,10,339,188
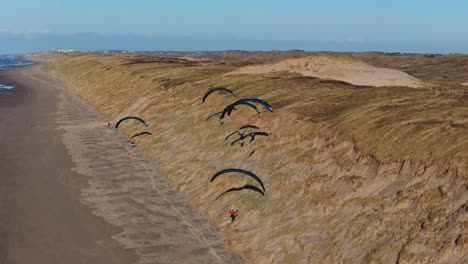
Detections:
42,52,467,264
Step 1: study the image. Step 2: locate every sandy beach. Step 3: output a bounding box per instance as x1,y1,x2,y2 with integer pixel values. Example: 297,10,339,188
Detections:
0,65,246,264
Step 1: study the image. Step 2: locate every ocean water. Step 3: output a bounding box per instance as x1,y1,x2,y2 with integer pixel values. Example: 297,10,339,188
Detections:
0,54,33,68
0,54,33,90
0,84,14,90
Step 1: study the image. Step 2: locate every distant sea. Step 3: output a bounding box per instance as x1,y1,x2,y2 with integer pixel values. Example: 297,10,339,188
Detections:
0,54,33,90
0,54,33,68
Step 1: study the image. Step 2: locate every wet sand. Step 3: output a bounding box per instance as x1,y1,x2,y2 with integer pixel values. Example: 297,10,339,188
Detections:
0,65,246,264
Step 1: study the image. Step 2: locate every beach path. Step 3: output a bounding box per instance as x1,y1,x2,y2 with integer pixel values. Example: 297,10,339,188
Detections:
0,65,246,264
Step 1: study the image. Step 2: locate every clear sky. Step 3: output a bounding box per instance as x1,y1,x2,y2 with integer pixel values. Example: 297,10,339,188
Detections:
1,0,467,54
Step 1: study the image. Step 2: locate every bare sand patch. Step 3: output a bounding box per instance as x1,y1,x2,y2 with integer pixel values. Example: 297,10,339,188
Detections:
227,54,423,88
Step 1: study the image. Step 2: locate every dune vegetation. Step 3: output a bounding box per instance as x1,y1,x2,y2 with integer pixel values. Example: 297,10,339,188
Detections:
41,52,467,263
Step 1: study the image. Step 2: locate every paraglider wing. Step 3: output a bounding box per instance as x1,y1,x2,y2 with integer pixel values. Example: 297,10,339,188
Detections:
239,125,260,130
225,131,242,141
227,102,260,116
202,87,236,103
245,131,269,143
230,137,244,146
115,116,148,129
220,100,261,120
215,184,265,200
129,131,152,141
239,98,273,112
249,131,270,137
210,168,266,192
206,111,222,121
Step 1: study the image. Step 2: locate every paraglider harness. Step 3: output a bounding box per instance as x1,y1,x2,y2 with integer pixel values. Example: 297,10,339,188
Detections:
229,209,239,222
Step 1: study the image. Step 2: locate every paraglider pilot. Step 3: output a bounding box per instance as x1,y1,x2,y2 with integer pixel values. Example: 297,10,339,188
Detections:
229,209,239,222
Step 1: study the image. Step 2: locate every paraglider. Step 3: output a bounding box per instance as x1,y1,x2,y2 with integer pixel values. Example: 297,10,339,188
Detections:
240,98,273,112
206,112,223,121
225,125,261,141
229,209,239,222
239,125,260,130
247,131,270,143
219,101,261,120
210,168,266,192
230,136,246,146
219,98,273,120
216,184,265,200
128,131,152,142
225,130,245,141
229,131,270,146
202,87,236,103
115,116,148,129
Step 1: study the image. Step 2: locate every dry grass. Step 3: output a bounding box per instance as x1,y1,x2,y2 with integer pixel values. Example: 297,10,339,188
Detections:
41,52,468,263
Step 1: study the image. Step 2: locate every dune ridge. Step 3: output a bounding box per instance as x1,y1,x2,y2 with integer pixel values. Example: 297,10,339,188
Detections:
226,54,424,88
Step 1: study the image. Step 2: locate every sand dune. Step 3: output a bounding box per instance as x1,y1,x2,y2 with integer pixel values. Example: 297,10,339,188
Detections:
1,64,246,264
227,55,424,88
38,52,468,264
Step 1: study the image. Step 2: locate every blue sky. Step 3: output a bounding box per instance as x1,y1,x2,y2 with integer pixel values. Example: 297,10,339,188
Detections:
1,0,467,53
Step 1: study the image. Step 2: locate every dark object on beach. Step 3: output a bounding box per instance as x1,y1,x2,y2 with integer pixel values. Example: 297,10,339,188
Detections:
202,87,236,103
216,184,265,200
128,131,152,141
210,168,265,192
115,116,148,129
249,149,255,156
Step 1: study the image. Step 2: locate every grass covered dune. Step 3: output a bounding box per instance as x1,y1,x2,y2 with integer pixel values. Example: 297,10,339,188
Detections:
43,52,467,263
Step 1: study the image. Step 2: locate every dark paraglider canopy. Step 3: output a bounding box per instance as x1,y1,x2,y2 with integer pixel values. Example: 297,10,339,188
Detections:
241,98,273,112
228,102,261,116
115,116,148,129
129,131,152,141
225,130,244,141
225,125,261,140
210,168,266,192
229,131,269,145
227,102,261,116
239,125,260,130
206,111,223,121
219,101,261,120
215,184,265,200
202,87,236,103
219,98,273,120
247,131,270,143
249,131,270,138
230,136,246,146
